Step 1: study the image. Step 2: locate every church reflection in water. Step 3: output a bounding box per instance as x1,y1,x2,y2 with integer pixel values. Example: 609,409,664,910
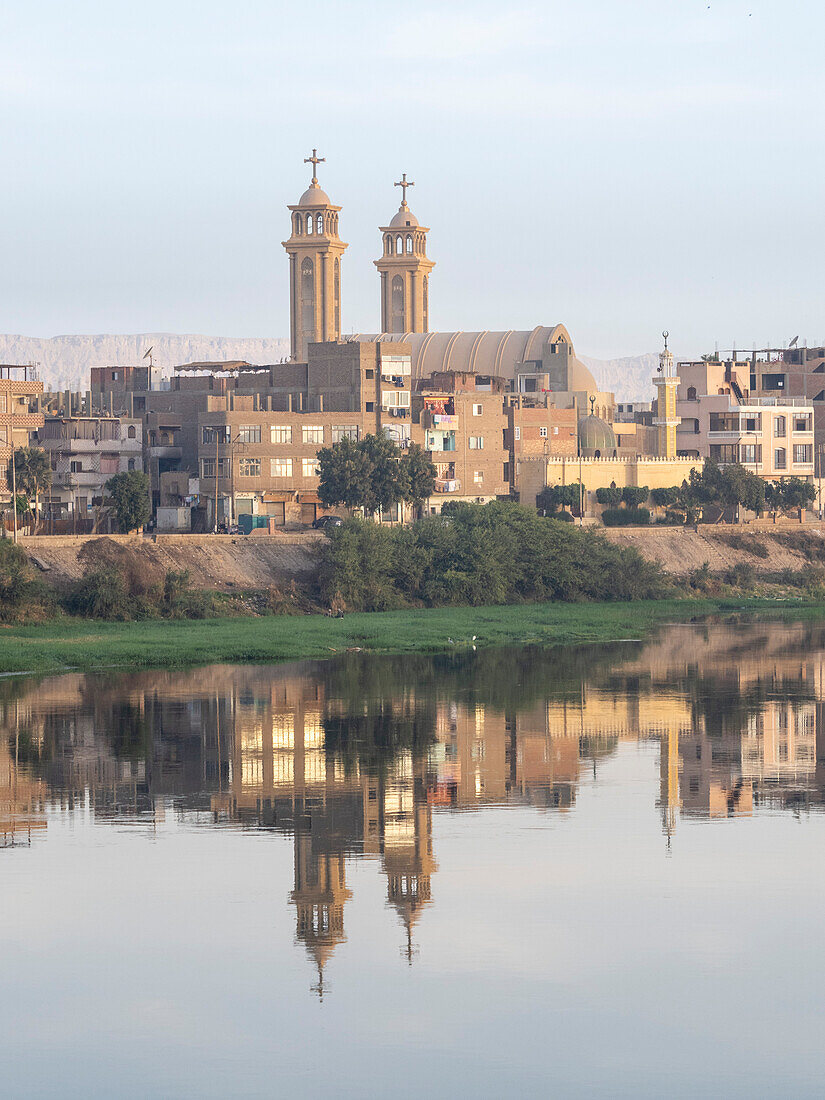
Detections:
4,617,825,982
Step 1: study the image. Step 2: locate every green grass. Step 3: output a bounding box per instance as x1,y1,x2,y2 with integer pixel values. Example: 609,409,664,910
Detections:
0,596,820,677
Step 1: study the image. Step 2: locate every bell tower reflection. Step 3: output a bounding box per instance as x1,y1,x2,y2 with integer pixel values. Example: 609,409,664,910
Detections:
290,826,352,996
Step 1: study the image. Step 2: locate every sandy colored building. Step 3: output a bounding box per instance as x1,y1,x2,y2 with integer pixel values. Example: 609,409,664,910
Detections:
0,365,45,510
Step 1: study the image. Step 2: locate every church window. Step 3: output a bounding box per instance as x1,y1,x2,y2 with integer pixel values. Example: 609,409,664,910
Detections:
295,214,302,235
391,275,404,332
301,257,315,345
396,235,403,255
316,213,323,234
306,214,313,234
406,234,413,254
334,258,341,335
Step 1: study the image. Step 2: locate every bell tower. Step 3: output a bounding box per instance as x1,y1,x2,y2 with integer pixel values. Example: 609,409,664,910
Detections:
375,174,435,334
283,149,348,362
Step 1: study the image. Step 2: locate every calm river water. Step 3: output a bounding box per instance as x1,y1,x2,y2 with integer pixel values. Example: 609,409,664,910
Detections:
3,618,825,1097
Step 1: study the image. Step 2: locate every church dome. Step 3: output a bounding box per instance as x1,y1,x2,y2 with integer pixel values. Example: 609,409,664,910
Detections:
578,414,617,456
389,205,419,228
566,355,598,393
298,182,331,206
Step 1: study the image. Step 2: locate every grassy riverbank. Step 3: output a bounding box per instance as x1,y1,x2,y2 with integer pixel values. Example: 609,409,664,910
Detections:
0,597,819,677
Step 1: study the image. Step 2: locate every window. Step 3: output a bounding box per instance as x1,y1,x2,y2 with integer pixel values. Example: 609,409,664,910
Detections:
294,214,302,235
473,470,484,484
514,427,521,441
468,436,484,449
396,235,402,255
365,401,374,413
686,386,697,400
127,458,136,471
739,444,761,465
70,460,83,473
237,425,261,444
794,444,813,464
742,415,761,432
302,458,319,477
774,415,786,438
382,390,410,408
316,213,323,234
270,425,292,444
202,425,230,444
406,234,413,254
794,414,812,432
331,425,358,443
472,403,483,416
238,457,261,477
306,213,313,234
302,425,324,444
270,457,293,478
127,425,136,439
365,369,374,379
539,426,548,438
201,458,228,478
774,448,787,470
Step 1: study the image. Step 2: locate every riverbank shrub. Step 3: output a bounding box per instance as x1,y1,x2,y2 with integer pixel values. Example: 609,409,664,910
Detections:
0,541,55,622
319,501,670,611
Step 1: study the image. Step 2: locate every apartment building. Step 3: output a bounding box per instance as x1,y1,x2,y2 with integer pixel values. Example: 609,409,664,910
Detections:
0,365,45,506
415,371,509,510
35,414,143,528
504,400,577,495
674,358,814,478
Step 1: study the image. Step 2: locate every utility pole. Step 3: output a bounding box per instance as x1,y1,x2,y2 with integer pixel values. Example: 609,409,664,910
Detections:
11,448,18,544
214,428,219,533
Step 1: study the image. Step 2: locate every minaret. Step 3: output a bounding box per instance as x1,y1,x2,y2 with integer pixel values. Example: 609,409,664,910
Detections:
652,330,681,459
374,174,435,334
290,828,352,996
282,149,348,362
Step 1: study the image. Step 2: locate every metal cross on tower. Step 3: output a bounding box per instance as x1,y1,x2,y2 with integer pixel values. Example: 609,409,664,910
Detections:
394,173,414,206
304,148,325,183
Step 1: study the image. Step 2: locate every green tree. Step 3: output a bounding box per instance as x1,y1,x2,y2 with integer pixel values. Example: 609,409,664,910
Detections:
650,486,680,507
536,483,581,516
362,432,408,517
595,486,622,506
621,485,649,508
7,446,51,533
105,470,151,532
765,477,816,515
400,443,437,513
317,435,372,511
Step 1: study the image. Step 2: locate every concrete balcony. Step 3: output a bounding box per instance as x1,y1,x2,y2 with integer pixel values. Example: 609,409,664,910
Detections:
147,445,182,460
433,478,460,493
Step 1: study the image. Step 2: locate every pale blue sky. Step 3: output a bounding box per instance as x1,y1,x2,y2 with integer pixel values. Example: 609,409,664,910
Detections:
2,0,822,357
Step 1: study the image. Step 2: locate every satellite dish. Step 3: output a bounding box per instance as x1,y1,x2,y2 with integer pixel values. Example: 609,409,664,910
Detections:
142,346,154,360
789,335,799,348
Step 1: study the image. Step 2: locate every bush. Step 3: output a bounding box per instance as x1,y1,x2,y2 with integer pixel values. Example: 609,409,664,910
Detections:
554,511,575,523
67,567,133,620
0,541,54,622
595,487,623,507
319,501,669,610
601,507,651,527
622,486,649,509
724,561,756,588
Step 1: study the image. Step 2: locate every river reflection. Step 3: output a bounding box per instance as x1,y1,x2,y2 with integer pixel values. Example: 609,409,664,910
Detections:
4,619,825,1095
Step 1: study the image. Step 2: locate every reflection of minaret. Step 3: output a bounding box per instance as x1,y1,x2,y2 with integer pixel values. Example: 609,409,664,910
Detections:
659,724,681,847
290,826,352,996
381,766,437,963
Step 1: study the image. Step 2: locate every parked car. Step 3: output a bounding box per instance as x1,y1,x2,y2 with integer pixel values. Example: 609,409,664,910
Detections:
312,515,344,530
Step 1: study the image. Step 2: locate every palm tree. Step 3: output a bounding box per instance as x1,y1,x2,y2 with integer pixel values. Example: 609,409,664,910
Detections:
7,447,52,534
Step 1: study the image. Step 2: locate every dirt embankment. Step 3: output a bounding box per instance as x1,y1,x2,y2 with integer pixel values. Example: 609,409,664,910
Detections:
19,525,825,594
603,524,825,575
20,533,325,592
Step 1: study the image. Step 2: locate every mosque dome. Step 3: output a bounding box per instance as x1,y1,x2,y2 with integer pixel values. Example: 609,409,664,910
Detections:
578,414,617,457
389,205,419,228
298,182,331,206
567,355,598,393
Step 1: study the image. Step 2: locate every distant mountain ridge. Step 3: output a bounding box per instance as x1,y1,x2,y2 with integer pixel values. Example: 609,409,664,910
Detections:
0,333,657,404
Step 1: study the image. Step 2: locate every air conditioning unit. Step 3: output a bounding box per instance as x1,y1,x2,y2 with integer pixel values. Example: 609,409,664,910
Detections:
476,497,484,503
